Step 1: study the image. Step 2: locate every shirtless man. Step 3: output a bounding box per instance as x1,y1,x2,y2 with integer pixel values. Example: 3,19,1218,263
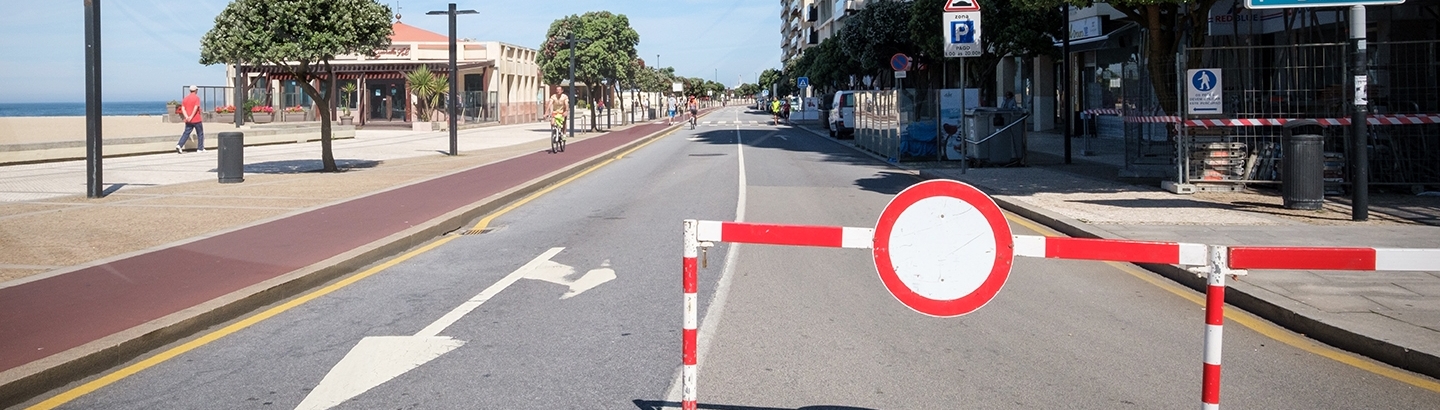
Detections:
547,86,570,135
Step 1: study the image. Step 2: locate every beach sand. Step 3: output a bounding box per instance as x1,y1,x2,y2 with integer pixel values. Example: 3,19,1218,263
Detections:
0,116,186,145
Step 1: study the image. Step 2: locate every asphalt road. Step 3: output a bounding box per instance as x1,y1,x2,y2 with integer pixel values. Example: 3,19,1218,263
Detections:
36,106,1440,409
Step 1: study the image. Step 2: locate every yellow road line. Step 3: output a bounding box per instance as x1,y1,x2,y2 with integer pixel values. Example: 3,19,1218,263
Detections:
30,128,682,409
462,126,678,234
1003,212,1440,393
28,235,458,409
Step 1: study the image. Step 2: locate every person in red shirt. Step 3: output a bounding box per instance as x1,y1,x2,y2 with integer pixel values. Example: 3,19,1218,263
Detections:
176,85,204,153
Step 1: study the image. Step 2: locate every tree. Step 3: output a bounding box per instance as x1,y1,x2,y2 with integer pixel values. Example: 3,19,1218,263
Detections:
1017,0,1223,115
840,0,916,78
909,0,1063,100
537,12,640,131
758,68,783,96
736,82,762,97
200,0,393,172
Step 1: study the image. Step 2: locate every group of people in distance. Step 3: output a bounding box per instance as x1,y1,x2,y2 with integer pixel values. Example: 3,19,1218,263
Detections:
768,97,791,125
547,86,705,135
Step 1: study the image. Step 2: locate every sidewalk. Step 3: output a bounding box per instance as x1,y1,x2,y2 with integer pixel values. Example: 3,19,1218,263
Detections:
797,123,1440,382
0,115,690,407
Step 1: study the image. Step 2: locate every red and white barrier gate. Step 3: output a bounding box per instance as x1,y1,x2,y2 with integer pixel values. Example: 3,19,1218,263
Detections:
681,180,1440,410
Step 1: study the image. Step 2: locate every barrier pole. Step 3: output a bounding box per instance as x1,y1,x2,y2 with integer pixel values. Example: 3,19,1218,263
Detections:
681,220,699,410
1201,245,1229,410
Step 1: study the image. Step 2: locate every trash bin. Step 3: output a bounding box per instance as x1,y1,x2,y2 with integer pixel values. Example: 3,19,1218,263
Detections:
218,132,244,184
1281,119,1323,210
965,108,1026,165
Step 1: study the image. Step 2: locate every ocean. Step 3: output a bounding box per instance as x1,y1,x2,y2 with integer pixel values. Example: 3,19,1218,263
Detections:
0,101,170,117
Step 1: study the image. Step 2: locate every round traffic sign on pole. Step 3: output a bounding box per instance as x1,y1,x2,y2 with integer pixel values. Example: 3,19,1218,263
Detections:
890,53,912,72
872,179,1013,317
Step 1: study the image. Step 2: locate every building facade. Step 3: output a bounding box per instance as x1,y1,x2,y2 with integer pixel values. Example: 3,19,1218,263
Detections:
227,20,543,127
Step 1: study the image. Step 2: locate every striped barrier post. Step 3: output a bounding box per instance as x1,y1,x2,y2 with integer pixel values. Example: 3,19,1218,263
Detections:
1199,246,1233,410
681,220,700,410
682,217,1440,410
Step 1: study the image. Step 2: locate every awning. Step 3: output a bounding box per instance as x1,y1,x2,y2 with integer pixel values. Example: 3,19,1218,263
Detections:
242,61,484,81
1054,23,1138,54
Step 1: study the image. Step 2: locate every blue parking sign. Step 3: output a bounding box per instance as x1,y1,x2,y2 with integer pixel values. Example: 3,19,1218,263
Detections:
950,20,975,44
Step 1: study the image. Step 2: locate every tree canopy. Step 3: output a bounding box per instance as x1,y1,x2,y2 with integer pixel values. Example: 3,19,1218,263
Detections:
1017,0,1223,115
199,0,393,172
537,11,640,129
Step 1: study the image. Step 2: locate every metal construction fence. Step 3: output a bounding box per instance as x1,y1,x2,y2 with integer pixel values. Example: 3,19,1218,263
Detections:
1174,40,1440,190
853,90,902,161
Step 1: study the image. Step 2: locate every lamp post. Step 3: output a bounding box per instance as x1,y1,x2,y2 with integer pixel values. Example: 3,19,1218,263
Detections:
85,0,103,198
566,33,593,139
427,3,477,156
569,33,578,139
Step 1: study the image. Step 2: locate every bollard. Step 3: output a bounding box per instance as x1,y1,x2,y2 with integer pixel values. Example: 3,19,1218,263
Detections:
217,131,244,183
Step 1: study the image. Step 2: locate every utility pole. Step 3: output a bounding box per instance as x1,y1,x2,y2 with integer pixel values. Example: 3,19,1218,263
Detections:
1350,6,1369,221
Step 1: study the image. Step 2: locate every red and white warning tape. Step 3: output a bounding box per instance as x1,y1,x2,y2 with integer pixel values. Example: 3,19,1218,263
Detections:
1126,116,1184,124
1073,113,1440,126
1083,108,1123,116
1185,114,1440,128
682,220,1440,410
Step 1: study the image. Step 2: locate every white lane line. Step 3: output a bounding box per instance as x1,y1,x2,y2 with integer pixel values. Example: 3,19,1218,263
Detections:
666,106,749,404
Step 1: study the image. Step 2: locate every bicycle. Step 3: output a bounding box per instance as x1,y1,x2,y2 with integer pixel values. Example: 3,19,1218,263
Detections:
550,115,566,153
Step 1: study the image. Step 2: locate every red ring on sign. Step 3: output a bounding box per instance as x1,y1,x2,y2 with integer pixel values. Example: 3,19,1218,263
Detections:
872,180,1013,317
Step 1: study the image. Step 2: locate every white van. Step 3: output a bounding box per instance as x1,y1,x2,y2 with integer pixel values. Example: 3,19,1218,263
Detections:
829,91,855,139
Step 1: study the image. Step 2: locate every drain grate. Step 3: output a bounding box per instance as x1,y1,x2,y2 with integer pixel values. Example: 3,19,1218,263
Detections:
461,226,499,236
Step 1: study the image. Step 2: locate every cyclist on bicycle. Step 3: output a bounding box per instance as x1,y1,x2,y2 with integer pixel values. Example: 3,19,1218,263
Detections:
547,86,570,137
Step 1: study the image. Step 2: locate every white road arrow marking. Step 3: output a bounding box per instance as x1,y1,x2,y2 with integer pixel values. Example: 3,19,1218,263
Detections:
295,247,566,410
524,259,616,299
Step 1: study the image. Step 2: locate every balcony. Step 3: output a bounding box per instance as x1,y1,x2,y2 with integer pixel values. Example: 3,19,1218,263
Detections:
807,5,818,22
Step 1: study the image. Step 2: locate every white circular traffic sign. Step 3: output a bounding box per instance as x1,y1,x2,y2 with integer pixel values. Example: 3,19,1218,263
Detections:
873,180,1013,317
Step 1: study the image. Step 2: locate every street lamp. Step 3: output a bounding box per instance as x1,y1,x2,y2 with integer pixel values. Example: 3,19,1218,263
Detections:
566,33,592,139
84,0,102,198
427,3,477,156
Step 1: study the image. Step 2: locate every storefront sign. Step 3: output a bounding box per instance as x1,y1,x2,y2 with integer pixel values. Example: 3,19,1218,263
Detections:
1069,16,1101,40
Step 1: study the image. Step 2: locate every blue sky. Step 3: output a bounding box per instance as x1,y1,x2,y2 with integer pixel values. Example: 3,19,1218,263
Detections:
0,1,781,103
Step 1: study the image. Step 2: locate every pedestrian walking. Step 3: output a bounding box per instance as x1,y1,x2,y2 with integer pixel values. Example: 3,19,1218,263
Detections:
176,85,205,153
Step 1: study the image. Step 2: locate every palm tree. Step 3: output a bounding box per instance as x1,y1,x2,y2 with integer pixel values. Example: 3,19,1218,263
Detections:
405,66,449,122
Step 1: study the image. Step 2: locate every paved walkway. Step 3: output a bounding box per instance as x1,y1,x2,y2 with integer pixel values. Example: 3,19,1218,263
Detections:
795,123,1440,383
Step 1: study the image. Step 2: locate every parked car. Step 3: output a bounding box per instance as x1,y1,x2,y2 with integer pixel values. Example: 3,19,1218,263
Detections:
829,91,855,139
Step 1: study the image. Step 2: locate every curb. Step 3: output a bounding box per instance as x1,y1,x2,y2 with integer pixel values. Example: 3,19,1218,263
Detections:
0,124,682,408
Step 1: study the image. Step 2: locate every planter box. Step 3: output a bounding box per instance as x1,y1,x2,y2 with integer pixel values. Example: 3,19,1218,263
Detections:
339,116,354,126
251,113,274,123
412,121,433,132
282,112,306,122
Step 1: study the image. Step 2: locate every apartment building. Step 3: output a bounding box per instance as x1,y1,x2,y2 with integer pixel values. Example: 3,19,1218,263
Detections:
784,0,870,64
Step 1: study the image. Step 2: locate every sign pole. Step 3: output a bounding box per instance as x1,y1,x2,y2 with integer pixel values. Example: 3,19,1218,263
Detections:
960,58,968,174
1350,5,1369,221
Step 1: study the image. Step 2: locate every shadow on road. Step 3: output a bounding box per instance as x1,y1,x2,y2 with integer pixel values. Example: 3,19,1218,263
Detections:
634,399,877,410
686,128,918,195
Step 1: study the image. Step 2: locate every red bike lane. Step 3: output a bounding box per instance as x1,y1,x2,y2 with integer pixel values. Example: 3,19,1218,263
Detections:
0,122,671,376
